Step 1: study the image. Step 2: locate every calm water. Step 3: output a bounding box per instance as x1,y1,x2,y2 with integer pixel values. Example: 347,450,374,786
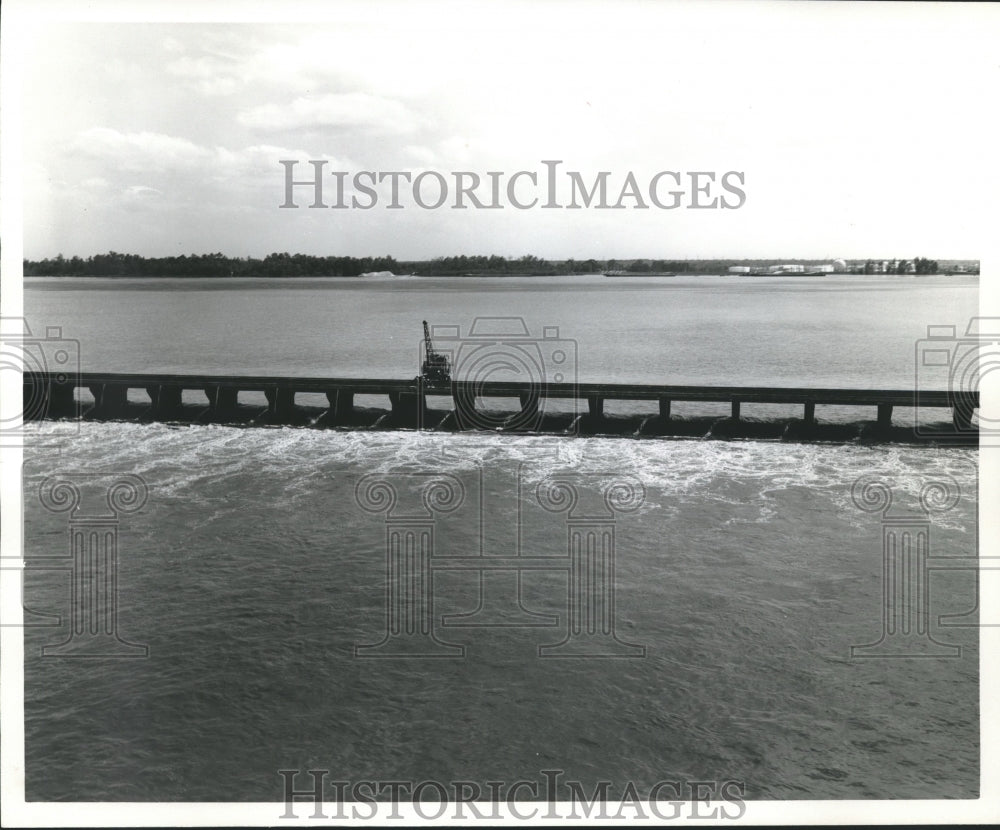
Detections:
24,273,979,386
22,275,980,802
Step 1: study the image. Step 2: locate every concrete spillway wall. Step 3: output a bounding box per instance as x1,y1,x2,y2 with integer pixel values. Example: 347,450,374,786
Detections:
23,372,978,443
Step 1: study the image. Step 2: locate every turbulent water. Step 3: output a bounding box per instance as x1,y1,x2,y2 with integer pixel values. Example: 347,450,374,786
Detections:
21,274,980,801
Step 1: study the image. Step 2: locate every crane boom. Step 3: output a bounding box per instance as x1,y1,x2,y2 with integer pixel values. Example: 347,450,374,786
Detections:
420,320,451,382
423,320,435,359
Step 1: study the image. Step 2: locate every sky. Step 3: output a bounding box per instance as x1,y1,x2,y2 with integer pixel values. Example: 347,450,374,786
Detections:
10,0,1000,261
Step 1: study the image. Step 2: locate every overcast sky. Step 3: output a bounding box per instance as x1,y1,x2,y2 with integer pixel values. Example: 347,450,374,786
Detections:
13,0,999,261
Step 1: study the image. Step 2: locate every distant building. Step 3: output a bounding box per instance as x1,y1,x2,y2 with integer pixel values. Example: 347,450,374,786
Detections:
768,264,805,274
728,266,752,274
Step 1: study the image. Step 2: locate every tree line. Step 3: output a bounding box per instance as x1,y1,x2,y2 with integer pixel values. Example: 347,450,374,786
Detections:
861,257,939,275
23,251,955,278
22,252,604,277
22,251,401,278
21,252,763,277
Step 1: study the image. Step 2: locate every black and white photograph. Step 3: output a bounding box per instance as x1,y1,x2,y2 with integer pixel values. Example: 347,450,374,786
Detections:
1,0,998,825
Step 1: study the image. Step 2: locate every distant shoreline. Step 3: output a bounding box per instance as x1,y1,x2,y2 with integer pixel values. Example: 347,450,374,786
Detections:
22,253,980,280
23,271,977,281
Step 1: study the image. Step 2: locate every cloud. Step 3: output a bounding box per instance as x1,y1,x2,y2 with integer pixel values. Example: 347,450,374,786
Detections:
237,92,420,134
165,54,241,96
123,185,163,200
162,29,443,100
59,127,353,216
161,36,185,54
162,28,263,96
69,127,341,178
72,127,210,172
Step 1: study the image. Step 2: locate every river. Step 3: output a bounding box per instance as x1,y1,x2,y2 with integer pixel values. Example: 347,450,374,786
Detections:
21,273,980,801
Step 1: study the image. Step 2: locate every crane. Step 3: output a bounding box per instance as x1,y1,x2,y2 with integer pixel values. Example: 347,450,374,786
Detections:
421,320,451,382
